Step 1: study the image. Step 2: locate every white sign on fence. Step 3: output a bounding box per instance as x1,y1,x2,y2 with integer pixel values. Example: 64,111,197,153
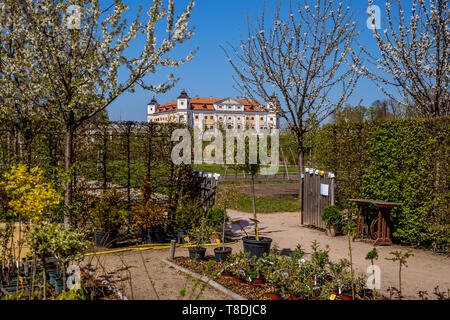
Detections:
320,184,329,196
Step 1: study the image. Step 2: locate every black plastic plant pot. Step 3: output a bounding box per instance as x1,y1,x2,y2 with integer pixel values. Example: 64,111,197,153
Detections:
242,236,272,259
188,247,207,261
214,247,232,262
94,230,117,247
177,228,186,243
142,227,165,244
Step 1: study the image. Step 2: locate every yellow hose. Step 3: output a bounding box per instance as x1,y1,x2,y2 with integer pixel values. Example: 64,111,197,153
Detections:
84,241,237,256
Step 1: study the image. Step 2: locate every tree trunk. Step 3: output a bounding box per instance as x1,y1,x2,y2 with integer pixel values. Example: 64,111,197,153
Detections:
64,118,75,228
102,127,107,188
297,134,304,225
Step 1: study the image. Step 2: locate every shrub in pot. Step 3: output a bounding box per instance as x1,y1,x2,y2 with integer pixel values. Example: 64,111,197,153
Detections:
209,205,232,262
174,200,204,241
322,205,342,237
91,188,126,247
185,219,215,261
131,179,167,244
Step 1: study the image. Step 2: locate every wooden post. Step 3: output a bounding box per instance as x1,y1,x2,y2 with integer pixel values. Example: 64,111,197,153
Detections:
169,239,176,260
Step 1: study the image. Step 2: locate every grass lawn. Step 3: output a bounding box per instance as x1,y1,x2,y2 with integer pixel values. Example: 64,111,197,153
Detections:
234,193,301,213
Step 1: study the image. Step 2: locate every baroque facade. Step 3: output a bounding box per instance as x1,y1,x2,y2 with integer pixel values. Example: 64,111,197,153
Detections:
147,90,279,131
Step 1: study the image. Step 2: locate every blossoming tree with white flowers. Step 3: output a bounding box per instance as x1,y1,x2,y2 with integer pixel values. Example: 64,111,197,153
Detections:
0,0,196,226
222,0,361,218
363,0,449,118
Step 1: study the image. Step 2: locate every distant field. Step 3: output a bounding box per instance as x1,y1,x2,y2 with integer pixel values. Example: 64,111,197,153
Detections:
233,193,301,213
193,163,299,175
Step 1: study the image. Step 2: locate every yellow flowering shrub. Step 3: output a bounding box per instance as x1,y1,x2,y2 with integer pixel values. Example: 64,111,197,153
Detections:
1,165,62,222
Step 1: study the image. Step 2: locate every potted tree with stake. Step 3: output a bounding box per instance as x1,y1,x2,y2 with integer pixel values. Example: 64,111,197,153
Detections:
185,219,215,261
213,185,239,262
322,205,342,237
230,137,272,259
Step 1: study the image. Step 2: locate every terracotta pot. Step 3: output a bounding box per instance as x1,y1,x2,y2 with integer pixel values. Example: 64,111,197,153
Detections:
247,283,257,289
233,277,244,283
341,294,353,300
221,273,232,278
253,278,265,285
267,293,281,300
288,294,298,300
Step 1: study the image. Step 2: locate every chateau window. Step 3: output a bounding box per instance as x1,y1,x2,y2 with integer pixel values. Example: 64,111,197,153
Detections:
260,117,264,121
195,115,199,120
251,117,254,120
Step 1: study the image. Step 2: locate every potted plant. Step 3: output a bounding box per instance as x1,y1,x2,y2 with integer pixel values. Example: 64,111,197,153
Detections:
232,218,272,259
131,178,167,244
174,200,204,243
91,188,126,247
322,205,342,237
213,185,239,262
131,182,167,244
227,250,251,283
185,219,215,261
265,268,282,300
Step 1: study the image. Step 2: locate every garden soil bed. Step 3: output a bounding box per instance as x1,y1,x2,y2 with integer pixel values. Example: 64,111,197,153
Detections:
172,257,384,300
172,256,273,300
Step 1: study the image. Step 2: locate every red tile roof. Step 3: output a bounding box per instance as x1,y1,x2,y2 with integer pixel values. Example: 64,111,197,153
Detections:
154,97,265,114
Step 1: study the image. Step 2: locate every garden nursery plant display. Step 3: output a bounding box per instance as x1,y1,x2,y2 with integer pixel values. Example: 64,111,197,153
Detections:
0,165,116,300
173,241,370,300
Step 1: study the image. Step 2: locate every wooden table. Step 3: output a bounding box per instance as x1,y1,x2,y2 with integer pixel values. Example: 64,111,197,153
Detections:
348,199,401,246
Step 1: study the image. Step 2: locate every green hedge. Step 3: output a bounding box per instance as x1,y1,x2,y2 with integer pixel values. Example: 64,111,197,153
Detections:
315,118,449,253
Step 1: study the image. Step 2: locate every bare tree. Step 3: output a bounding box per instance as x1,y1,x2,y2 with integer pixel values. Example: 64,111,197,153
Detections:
222,0,361,219
362,0,449,118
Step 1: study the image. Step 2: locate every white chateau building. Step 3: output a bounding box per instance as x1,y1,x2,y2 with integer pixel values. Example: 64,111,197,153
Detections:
147,89,279,131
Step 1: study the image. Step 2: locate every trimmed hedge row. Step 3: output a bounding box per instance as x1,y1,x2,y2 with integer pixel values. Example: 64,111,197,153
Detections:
315,118,449,253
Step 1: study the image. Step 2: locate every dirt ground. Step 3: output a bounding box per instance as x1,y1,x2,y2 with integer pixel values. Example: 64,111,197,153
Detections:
81,209,449,300
81,246,232,300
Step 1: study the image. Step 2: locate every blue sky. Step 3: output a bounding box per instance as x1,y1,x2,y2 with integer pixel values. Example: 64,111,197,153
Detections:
106,0,396,123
